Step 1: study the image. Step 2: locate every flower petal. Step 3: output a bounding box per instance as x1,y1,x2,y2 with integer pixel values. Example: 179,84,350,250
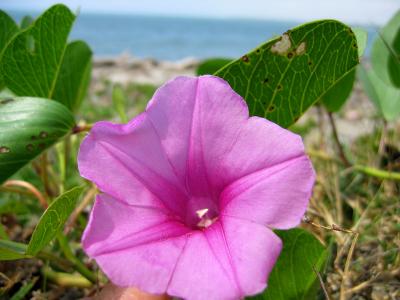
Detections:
220,154,315,229
78,114,188,218
146,76,249,200
167,218,281,300
82,194,190,293
214,116,309,188
146,76,310,200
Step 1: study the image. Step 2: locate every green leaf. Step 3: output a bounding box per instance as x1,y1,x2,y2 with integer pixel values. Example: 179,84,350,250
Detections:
53,40,93,111
321,69,356,112
353,28,368,57
321,27,366,112
0,4,75,99
196,58,232,75
0,11,18,50
249,228,327,300
0,10,19,89
112,84,128,123
0,97,75,183
20,15,34,29
26,186,85,256
359,66,400,121
371,10,400,88
215,20,359,128
0,239,29,261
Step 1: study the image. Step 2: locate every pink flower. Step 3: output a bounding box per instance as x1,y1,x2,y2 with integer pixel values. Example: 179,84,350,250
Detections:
78,76,315,300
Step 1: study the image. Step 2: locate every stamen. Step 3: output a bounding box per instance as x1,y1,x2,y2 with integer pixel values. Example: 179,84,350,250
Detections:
196,208,209,219
196,208,217,228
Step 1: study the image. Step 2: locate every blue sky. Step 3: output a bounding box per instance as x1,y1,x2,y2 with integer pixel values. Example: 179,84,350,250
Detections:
1,0,399,25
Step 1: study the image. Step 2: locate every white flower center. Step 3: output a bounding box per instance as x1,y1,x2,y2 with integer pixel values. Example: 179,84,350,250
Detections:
196,208,218,228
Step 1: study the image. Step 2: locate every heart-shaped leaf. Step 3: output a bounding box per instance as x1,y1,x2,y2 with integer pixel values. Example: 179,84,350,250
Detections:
0,97,75,183
371,10,400,88
53,40,93,112
215,20,359,128
26,186,84,256
0,10,19,89
249,228,327,300
0,4,75,100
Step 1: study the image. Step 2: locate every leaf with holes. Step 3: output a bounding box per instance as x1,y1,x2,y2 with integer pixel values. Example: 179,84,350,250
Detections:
53,40,93,112
196,58,232,75
215,20,359,128
371,10,400,88
0,10,19,90
0,4,75,100
26,186,84,256
0,97,75,183
248,228,327,300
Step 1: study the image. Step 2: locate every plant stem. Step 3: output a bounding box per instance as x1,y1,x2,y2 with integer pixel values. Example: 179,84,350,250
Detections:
2,180,47,209
37,249,73,270
327,111,351,167
316,104,326,150
72,124,93,134
40,152,52,199
42,267,92,288
307,149,400,181
57,234,96,283
378,119,388,162
353,165,400,181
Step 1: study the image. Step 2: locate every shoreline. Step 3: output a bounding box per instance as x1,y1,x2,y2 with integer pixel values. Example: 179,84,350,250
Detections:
93,55,200,85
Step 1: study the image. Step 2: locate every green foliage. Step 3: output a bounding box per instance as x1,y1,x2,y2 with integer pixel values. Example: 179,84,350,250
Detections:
359,66,400,121
0,97,75,183
0,239,29,260
20,15,34,29
321,28,367,113
0,5,75,99
0,5,92,112
53,40,93,111
321,69,356,112
112,84,128,122
196,58,232,75
353,28,368,57
321,28,367,112
363,10,400,121
249,228,327,300
26,186,84,256
215,20,359,128
0,10,19,89
371,10,400,88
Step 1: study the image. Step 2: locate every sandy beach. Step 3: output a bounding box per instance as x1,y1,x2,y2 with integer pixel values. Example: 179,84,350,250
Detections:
92,55,199,86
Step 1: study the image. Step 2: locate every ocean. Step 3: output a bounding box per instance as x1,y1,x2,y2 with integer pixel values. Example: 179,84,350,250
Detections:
9,11,378,61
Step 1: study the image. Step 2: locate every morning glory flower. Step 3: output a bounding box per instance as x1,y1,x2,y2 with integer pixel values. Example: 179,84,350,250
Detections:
78,75,315,300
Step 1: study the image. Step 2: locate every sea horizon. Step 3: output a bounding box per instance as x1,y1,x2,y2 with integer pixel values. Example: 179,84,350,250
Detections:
7,9,378,61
